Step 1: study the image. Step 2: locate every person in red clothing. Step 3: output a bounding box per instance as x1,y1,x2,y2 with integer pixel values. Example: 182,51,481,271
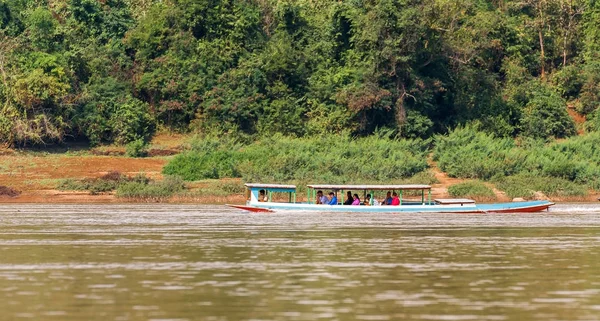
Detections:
391,192,400,206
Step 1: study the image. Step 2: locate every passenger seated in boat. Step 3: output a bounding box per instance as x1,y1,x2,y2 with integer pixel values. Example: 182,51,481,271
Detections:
328,192,338,205
364,194,380,206
316,190,329,204
382,191,392,205
391,192,400,206
364,194,371,205
352,194,361,205
343,191,353,205
258,189,268,202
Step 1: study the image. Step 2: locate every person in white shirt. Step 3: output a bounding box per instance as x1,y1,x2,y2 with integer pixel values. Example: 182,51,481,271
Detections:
316,190,329,204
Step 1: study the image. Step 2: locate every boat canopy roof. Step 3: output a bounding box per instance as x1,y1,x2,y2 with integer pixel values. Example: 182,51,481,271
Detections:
245,183,297,190
306,184,431,191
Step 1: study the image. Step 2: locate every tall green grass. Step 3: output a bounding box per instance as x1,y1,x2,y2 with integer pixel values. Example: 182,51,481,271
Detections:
493,174,587,199
116,176,185,200
447,181,496,201
434,126,600,192
163,133,431,183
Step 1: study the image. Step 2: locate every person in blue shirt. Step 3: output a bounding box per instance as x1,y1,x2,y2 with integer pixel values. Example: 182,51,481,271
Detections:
382,191,393,205
328,192,338,205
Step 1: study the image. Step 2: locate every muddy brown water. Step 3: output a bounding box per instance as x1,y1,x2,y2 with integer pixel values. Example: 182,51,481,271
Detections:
0,204,599,321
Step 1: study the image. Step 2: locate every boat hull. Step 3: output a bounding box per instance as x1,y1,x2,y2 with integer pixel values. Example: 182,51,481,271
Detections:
226,204,274,213
228,200,554,213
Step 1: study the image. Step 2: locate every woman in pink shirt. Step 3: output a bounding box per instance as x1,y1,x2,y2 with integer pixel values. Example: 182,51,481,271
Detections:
351,194,361,205
391,192,400,206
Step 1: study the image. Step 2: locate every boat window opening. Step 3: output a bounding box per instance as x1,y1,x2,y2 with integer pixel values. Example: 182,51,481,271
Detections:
266,190,296,203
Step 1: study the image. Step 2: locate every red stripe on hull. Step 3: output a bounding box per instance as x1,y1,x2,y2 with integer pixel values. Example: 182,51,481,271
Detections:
484,204,554,213
226,204,274,213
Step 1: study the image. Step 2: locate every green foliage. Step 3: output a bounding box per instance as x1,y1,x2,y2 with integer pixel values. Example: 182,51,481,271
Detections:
506,80,576,140
586,108,600,133
58,178,119,195
115,175,185,200
435,126,600,190
400,171,439,185
0,0,598,150
494,175,587,199
111,98,155,144
433,126,523,180
59,172,185,198
162,150,241,180
163,132,430,183
447,181,496,201
125,139,148,157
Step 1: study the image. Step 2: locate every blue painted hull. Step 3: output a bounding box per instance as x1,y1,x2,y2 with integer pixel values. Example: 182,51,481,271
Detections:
233,200,554,213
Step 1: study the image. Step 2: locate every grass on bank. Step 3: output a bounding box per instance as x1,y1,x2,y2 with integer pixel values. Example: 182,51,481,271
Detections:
58,171,185,200
493,174,587,199
447,181,496,202
433,126,600,197
163,132,431,184
116,175,185,200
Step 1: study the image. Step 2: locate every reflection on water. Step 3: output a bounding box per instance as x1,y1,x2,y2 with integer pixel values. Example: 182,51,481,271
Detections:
0,204,599,321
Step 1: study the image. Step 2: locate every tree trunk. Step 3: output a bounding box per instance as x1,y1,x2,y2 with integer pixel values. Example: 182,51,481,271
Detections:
539,29,545,79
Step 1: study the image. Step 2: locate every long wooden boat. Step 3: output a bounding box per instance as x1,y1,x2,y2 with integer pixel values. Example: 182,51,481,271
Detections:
227,183,554,214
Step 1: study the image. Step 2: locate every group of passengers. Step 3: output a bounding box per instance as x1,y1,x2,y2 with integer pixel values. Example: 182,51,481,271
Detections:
316,190,401,206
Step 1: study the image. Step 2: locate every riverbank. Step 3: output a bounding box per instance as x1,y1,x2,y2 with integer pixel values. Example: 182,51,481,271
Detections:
1,132,599,204
1,150,598,204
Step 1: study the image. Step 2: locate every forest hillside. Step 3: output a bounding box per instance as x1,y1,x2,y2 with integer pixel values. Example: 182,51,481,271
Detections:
2,0,600,145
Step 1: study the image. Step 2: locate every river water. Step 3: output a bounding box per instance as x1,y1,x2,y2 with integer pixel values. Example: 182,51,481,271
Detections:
0,204,599,321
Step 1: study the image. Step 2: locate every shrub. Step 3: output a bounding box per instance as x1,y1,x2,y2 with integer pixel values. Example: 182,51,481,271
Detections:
58,177,119,194
586,108,600,133
125,139,149,157
58,178,90,191
163,150,241,180
448,181,496,201
163,133,430,183
0,186,20,197
520,93,576,140
401,171,439,185
116,176,185,200
57,171,155,195
100,170,124,181
494,175,587,199
433,126,523,179
111,98,156,144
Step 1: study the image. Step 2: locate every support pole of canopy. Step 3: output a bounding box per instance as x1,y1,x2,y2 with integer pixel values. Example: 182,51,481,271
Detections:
399,190,403,205
421,190,424,205
428,189,431,205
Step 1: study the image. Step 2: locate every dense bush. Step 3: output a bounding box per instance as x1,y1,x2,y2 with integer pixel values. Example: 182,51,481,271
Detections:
434,126,600,191
57,171,178,197
433,126,524,179
494,175,587,199
2,0,600,147
447,181,496,201
116,176,185,200
125,139,149,157
163,133,430,183
58,178,119,195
